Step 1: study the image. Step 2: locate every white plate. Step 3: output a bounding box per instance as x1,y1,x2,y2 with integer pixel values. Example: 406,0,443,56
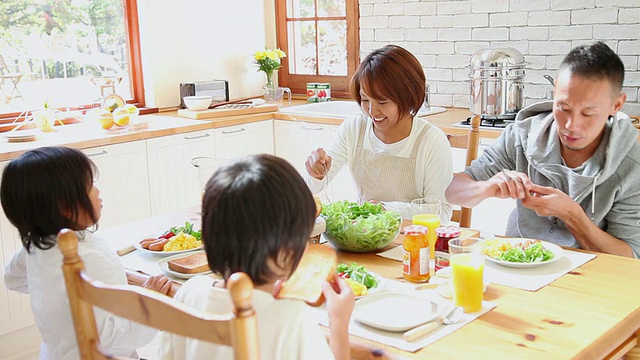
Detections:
133,241,203,256
353,292,438,332
484,238,564,268
157,251,212,279
355,272,385,299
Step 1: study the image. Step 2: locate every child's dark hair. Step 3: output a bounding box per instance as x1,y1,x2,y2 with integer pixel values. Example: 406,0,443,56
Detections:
1,146,98,252
201,154,316,286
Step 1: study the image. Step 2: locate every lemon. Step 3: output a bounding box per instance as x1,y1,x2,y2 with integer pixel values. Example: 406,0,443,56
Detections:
113,108,130,126
97,114,114,130
33,111,55,132
123,104,139,116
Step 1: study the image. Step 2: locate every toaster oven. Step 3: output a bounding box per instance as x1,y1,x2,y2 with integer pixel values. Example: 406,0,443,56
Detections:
179,80,229,108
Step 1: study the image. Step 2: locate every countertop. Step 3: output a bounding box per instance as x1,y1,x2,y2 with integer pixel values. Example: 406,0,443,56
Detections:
0,101,483,162
7,100,636,163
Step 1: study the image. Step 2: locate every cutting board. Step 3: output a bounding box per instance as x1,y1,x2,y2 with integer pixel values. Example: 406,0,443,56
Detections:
177,104,279,120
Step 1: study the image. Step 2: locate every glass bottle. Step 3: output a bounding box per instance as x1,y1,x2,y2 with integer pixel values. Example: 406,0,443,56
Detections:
435,226,461,271
402,225,430,283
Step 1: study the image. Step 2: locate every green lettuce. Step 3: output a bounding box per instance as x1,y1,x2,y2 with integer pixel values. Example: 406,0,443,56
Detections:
321,201,401,252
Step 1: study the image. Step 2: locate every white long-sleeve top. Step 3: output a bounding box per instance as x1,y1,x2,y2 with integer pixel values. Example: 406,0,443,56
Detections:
3,231,157,360
307,114,453,222
159,275,335,360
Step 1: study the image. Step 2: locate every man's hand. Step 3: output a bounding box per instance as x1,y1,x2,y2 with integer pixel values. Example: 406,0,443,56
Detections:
305,148,332,180
488,169,534,200
521,183,579,218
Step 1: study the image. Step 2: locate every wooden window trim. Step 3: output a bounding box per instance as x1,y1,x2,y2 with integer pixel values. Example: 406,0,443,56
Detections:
274,0,359,98
0,0,153,123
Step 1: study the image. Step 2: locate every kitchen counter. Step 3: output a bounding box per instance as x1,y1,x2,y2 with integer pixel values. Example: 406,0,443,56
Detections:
3,101,637,162
0,101,487,162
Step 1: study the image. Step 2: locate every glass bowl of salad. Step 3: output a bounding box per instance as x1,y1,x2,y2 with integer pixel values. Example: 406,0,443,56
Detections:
321,201,402,252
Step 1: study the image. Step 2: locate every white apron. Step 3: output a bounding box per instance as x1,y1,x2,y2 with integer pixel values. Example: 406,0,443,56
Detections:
350,120,430,203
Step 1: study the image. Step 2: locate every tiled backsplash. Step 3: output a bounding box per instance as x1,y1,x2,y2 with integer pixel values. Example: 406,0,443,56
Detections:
359,0,640,115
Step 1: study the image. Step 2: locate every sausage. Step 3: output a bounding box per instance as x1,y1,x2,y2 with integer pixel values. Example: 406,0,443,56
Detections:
139,237,159,249
148,238,169,251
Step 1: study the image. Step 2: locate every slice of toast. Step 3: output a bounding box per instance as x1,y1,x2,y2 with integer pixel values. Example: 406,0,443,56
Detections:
278,244,337,306
168,252,209,274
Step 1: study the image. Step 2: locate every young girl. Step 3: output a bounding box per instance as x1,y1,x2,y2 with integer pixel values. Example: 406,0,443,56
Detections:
305,44,453,222
159,154,354,360
1,146,172,360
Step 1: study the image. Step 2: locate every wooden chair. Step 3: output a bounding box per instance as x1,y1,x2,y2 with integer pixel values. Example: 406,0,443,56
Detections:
58,229,259,360
446,114,481,228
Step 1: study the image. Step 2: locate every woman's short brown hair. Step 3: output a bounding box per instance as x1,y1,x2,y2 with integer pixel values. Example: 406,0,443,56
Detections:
350,45,426,116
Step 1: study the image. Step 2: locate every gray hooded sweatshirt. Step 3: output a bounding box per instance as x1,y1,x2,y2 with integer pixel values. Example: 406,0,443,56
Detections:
465,101,640,258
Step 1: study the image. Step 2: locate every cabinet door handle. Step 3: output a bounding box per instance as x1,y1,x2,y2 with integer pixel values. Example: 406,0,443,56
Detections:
221,127,246,134
85,150,108,157
300,125,324,131
184,133,211,140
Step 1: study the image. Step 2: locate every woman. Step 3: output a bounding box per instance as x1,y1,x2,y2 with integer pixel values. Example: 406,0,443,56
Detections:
305,45,453,221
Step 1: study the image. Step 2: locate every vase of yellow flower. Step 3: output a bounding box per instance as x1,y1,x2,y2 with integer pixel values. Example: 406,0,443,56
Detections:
255,48,286,103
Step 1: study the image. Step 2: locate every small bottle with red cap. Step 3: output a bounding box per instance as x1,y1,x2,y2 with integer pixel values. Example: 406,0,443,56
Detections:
402,225,430,283
435,226,461,271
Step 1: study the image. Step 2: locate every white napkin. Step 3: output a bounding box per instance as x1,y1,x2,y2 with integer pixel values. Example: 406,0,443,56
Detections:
484,249,596,291
313,280,496,352
377,245,597,292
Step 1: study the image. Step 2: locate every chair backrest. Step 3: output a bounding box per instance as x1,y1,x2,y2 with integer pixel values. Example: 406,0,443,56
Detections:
58,229,259,360
446,114,481,228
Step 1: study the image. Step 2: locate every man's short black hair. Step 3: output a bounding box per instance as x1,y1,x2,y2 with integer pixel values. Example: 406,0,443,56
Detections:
559,41,625,94
1,147,98,252
201,154,316,286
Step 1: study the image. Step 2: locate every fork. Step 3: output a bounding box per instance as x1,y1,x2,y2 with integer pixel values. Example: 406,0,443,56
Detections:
321,162,332,204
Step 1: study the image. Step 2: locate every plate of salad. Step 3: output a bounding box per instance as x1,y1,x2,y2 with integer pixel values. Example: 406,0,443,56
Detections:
483,238,563,268
336,262,384,298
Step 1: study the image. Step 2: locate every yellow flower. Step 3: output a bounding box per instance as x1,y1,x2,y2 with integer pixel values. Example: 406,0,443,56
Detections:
275,49,286,58
254,51,266,61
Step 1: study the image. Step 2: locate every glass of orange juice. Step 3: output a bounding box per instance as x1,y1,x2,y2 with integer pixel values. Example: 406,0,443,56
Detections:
449,237,484,313
411,198,441,278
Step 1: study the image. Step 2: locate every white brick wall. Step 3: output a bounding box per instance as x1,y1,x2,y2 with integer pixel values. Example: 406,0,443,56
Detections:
359,0,640,114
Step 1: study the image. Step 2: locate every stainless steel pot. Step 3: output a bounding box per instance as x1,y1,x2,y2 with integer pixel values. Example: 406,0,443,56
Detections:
469,48,527,116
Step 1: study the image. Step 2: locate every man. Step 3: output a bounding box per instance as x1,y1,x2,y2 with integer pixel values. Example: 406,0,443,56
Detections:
446,42,640,258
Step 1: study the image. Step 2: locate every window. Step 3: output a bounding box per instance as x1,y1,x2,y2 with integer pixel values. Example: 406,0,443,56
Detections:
275,0,359,98
0,0,145,119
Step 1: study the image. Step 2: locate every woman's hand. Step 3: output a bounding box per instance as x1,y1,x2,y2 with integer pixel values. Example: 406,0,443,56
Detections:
141,274,172,295
306,148,332,180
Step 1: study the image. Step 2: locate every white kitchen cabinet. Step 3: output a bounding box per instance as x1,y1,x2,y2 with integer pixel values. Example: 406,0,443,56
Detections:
214,120,274,160
83,141,152,229
274,120,358,201
146,129,216,216
274,120,332,174
328,125,358,202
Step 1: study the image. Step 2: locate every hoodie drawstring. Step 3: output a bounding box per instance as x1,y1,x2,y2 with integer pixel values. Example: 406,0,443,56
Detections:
589,175,599,221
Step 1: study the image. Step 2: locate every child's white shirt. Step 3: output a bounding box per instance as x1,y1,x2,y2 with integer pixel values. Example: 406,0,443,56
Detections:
3,231,157,360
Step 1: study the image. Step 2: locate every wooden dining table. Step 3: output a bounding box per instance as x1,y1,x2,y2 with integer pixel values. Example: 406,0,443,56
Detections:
106,209,640,360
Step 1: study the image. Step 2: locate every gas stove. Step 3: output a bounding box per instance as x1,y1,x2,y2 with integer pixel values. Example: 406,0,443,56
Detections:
454,114,516,130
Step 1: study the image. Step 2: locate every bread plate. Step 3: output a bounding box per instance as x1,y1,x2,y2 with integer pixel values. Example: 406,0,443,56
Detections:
353,292,438,332
133,242,203,256
157,251,212,279
484,238,564,268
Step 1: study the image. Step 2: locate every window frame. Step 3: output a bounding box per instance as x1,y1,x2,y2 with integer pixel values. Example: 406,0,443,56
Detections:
274,0,359,98
0,0,150,122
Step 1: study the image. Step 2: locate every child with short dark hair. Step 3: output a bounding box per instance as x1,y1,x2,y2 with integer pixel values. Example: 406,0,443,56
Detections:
160,154,354,360
2,146,171,360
